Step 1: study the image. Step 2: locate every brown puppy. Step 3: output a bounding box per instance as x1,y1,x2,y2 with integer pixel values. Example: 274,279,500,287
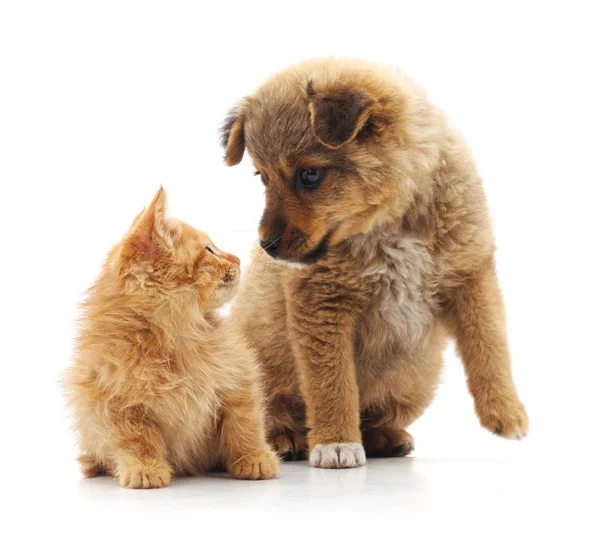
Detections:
221,58,528,468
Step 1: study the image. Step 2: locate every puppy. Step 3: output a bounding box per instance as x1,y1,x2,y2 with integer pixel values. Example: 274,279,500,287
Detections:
221,58,528,468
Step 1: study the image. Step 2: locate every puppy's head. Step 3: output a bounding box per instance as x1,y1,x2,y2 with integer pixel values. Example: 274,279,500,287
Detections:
221,58,423,264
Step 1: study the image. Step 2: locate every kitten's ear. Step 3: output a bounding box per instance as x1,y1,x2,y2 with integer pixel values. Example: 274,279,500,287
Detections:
121,186,174,265
220,102,247,166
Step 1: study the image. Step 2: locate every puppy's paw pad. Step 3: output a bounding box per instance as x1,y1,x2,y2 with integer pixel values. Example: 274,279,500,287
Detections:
230,449,279,480
478,400,529,440
309,442,366,469
118,463,172,489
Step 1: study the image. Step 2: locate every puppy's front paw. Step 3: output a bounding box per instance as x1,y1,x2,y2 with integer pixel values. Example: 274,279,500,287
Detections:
118,461,172,489
229,449,279,480
309,442,366,469
477,398,529,439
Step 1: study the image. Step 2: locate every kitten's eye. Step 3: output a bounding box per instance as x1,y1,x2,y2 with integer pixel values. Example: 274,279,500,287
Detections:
205,246,215,255
296,168,323,189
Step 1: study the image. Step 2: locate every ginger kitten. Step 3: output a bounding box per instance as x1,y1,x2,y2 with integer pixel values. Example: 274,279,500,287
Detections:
64,187,278,488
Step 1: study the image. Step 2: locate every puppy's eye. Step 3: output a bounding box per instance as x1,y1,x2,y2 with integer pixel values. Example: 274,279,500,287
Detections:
296,168,323,189
205,246,215,255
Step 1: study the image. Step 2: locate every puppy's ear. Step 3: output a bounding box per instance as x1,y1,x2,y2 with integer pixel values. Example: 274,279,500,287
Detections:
121,186,175,266
307,81,382,149
220,105,246,166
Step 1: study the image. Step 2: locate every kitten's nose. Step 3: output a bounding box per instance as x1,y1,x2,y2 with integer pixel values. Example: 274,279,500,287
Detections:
260,236,282,258
211,244,240,265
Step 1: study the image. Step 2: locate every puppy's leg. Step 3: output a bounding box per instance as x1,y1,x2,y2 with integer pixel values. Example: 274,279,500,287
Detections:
361,330,446,457
109,405,172,489
450,261,528,439
361,398,430,458
265,394,308,460
220,377,279,480
288,289,365,469
361,402,421,458
270,430,308,461
362,428,415,458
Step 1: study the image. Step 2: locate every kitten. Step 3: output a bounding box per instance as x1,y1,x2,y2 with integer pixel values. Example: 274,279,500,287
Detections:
64,187,278,488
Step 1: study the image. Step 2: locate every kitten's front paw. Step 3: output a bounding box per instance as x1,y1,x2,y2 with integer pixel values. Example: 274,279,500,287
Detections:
477,397,529,439
309,442,366,469
118,461,172,489
229,449,279,480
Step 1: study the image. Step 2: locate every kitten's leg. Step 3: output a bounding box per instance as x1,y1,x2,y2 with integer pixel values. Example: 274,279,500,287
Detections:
109,405,172,489
220,377,279,480
78,454,110,477
450,261,528,438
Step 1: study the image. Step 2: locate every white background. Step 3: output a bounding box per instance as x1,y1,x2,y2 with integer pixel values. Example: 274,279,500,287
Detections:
1,1,599,532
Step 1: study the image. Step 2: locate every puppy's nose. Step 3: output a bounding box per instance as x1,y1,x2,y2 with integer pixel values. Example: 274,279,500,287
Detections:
260,236,282,258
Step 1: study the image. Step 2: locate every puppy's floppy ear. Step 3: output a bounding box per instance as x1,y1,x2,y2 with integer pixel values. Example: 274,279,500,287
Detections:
121,186,175,265
307,81,383,149
220,104,246,166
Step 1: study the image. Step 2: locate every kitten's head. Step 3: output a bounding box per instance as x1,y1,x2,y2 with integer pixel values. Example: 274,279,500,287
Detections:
117,187,240,310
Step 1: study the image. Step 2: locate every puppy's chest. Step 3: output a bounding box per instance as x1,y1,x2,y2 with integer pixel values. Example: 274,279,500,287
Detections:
353,235,437,350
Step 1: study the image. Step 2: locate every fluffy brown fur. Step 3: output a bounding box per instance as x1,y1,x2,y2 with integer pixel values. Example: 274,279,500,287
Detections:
221,58,528,468
64,187,278,487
